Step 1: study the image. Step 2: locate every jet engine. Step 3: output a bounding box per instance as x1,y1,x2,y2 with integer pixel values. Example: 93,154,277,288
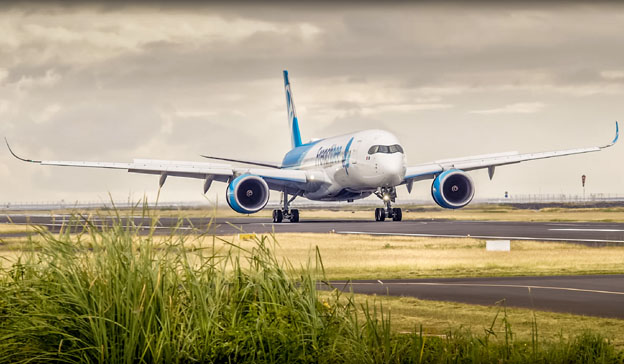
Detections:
226,174,270,214
431,169,475,209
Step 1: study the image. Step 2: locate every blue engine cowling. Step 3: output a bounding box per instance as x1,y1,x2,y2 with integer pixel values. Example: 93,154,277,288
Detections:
226,174,270,214
431,169,475,209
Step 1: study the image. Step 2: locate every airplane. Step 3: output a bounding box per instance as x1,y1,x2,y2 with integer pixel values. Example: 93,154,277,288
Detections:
5,70,619,223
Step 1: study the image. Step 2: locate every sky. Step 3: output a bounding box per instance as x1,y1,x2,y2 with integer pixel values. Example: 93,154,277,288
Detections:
1,2,623,205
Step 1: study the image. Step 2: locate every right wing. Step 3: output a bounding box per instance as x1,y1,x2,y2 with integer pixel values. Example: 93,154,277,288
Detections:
404,121,619,183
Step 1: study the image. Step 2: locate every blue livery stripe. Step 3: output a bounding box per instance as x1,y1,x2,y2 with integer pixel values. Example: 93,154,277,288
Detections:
281,140,321,168
284,70,303,149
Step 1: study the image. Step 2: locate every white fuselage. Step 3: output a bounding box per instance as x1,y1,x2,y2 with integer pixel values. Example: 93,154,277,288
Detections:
281,129,407,201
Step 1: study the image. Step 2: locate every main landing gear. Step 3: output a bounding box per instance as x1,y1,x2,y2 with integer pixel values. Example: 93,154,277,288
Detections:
374,187,402,222
272,190,300,223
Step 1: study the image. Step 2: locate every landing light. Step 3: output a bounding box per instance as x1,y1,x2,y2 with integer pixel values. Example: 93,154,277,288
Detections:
383,194,390,201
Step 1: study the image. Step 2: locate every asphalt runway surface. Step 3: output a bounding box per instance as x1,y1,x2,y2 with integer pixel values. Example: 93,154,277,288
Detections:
2,214,624,318
331,275,624,319
2,214,624,245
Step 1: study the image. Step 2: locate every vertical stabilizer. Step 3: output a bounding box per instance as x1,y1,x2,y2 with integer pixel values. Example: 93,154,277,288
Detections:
283,70,303,148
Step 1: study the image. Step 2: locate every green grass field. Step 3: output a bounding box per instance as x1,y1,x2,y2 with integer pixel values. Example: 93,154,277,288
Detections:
0,212,623,362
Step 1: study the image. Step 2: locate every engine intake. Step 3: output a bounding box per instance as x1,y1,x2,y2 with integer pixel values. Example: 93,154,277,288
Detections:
226,174,270,214
431,169,475,209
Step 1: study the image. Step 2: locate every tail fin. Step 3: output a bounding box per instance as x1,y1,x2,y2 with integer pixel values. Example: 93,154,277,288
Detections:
283,70,303,148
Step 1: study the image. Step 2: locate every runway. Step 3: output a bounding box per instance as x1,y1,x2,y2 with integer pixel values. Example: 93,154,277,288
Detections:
330,275,624,319
2,214,624,245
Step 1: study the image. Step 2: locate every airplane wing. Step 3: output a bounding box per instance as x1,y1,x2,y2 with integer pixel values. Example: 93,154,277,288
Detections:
404,121,619,184
5,138,311,194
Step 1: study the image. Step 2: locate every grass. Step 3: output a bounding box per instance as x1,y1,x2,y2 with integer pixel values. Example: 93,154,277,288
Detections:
341,294,624,349
181,233,624,280
0,223,41,234
3,231,624,278
0,211,622,363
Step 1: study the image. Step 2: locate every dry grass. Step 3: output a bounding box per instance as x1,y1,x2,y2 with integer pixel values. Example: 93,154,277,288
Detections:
3,229,624,279
175,233,624,280
0,223,40,234
336,293,624,349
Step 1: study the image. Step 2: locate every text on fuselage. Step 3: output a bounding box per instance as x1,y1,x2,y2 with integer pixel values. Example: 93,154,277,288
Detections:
316,144,343,166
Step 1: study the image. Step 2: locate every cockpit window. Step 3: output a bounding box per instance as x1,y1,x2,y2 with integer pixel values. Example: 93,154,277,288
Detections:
368,144,404,155
389,145,404,153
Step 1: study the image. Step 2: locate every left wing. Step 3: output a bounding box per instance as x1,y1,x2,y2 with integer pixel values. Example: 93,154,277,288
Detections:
404,121,619,183
5,139,312,194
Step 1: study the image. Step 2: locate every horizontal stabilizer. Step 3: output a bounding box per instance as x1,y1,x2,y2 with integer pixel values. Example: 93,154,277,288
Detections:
200,155,281,169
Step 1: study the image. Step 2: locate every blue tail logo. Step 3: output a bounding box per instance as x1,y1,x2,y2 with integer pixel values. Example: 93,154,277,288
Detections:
284,70,303,149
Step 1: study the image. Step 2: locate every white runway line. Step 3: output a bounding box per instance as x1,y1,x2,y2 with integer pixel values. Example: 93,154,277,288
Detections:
344,282,624,295
549,228,624,232
337,231,624,244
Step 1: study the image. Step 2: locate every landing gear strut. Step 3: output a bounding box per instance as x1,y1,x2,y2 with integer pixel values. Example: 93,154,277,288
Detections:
272,189,300,223
374,187,402,221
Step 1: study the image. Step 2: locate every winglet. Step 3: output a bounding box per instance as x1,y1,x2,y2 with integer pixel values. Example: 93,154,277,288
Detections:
5,138,41,163
602,121,619,148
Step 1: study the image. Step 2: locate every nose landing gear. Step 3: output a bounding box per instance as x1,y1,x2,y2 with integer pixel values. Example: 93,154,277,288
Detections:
374,187,402,221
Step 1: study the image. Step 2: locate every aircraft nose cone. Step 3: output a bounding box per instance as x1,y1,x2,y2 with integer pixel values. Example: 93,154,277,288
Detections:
380,156,405,186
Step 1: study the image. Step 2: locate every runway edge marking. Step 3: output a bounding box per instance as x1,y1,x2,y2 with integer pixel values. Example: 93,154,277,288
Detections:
336,231,624,244
343,282,624,296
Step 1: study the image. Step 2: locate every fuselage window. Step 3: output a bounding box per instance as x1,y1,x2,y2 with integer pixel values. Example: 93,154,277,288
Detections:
368,144,404,155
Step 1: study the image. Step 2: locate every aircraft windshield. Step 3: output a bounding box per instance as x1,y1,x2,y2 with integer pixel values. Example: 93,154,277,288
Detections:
368,144,404,155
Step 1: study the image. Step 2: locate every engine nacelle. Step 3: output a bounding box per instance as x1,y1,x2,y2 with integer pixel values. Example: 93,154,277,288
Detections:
226,174,270,214
431,169,475,209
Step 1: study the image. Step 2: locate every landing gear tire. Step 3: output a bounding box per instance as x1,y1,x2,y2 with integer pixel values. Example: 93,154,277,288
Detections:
272,209,283,223
392,208,402,221
375,207,386,222
290,209,299,223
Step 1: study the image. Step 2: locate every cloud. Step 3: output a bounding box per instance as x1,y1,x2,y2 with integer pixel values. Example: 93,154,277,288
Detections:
469,102,545,115
601,70,624,80
32,103,61,124
0,99,8,115
12,69,60,90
